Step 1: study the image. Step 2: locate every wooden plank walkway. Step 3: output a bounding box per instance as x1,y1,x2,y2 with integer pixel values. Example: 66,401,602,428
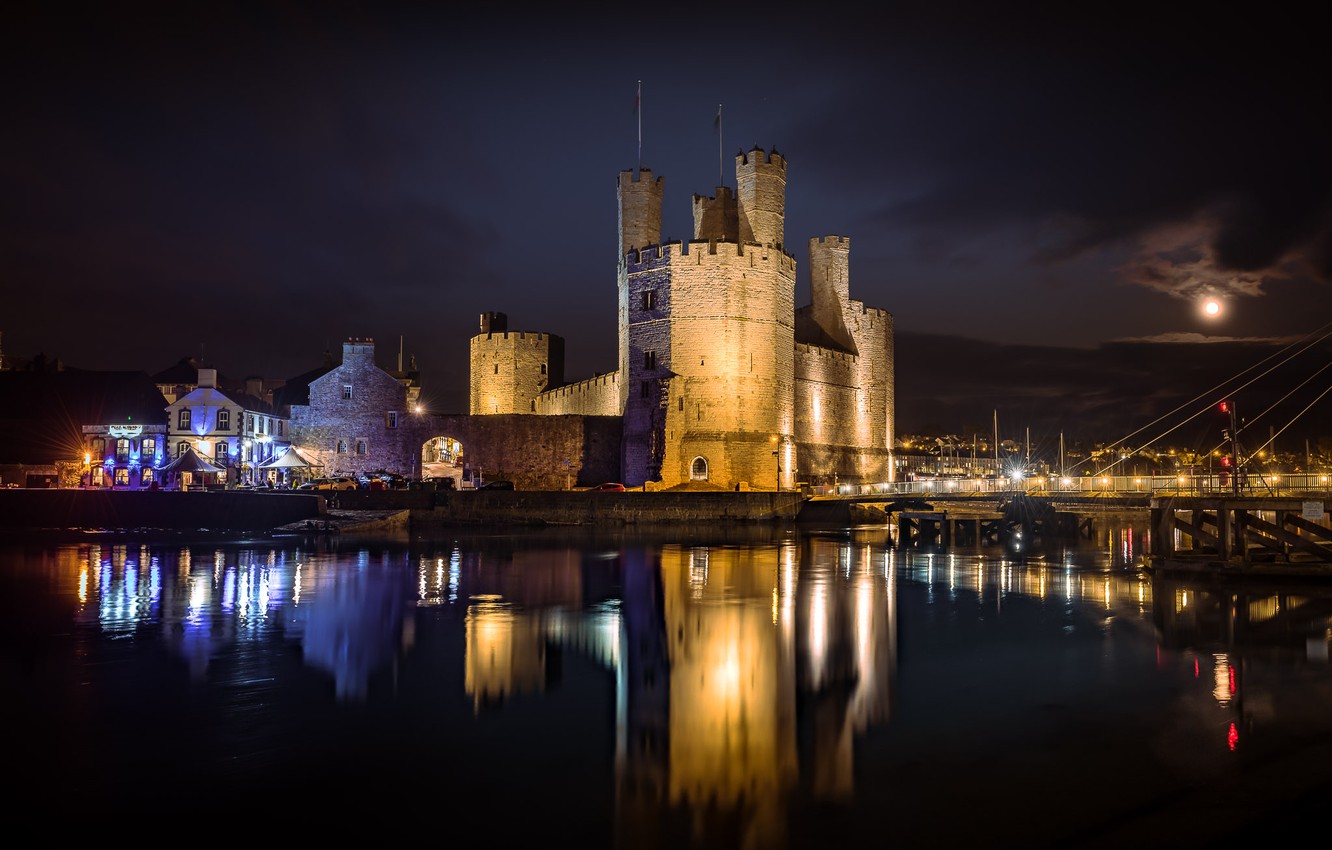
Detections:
1147,496,1332,577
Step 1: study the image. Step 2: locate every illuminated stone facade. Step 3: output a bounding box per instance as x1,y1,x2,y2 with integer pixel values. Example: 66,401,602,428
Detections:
289,339,434,478
471,146,894,489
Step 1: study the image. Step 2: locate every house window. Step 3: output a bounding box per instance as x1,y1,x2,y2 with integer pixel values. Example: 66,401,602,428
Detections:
178,409,191,429
644,351,656,369
92,437,105,456
140,468,154,487
342,385,353,400
141,437,156,459
336,440,347,454
216,441,228,461
356,440,367,455
217,409,230,431
115,438,130,461
115,468,130,486
642,290,655,310
276,421,284,437
178,442,189,456
386,411,398,429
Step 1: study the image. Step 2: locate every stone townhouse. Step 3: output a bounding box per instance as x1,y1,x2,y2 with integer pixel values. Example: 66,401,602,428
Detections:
288,338,433,479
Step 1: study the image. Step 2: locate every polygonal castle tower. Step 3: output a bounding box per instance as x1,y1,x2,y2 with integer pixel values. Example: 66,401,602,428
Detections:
470,145,894,490
469,311,565,414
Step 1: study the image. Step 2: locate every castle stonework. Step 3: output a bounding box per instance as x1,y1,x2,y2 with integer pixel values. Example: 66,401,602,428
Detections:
470,146,894,490
469,312,566,415
291,339,433,478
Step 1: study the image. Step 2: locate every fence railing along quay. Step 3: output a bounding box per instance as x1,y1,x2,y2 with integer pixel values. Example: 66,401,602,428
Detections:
810,472,1332,502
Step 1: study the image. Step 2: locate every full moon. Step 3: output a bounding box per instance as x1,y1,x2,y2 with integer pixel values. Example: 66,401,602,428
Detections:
1203,299,1222,317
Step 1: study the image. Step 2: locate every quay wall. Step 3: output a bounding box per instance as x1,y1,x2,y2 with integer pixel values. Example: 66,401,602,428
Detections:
412,490,807,527
0,489,325,532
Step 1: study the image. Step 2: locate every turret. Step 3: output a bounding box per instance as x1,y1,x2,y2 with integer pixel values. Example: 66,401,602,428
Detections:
808,236,856,353
735,147,786,248
692,186,738,242
618,168,664,257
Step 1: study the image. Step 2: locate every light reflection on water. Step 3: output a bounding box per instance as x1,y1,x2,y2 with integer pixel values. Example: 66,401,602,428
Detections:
7,514,1332,846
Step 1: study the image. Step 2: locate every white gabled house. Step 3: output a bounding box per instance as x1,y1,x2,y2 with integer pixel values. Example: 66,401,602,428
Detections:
164,368,290,485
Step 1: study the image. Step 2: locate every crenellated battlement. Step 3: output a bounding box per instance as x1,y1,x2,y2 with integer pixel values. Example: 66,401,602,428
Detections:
617,168,664,187
795,341,858,362
737,146,785,171
811,235,850,249
626,239,796,274
475,331,558,344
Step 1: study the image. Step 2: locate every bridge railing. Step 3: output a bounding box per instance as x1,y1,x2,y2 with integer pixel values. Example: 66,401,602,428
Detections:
812,472,1332,499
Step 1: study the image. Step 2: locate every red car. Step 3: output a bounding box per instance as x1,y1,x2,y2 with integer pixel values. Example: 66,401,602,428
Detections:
590,482,626,492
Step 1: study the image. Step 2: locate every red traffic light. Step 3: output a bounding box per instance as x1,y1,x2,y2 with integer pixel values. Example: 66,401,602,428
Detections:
1219,401,1230,413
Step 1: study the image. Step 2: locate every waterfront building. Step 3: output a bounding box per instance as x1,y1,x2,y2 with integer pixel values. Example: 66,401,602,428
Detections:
0,366,167,488
288,338,432,479
164,367,289,485
471,147,895,490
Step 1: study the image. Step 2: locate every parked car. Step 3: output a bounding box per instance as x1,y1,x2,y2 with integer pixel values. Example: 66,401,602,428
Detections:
301,476,358,492
589,482,626,491
476,480,515,491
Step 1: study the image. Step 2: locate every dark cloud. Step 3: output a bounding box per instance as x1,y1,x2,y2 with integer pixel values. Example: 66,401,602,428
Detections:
3,3,1329,432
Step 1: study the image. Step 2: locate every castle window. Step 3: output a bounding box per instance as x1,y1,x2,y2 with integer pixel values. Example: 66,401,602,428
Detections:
356,440,367,455
494,364,499,375
642,290,655,310
644,351,656,370
678,397,684,411
177,409,191,430
640,380,649,398
217,409,230,431
342,384,353,400
337,440,347,454
386,411,398,429
530,400,536,411
541,363,547,375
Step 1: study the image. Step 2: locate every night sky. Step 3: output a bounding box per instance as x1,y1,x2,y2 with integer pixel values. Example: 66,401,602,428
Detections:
5,5,1330,447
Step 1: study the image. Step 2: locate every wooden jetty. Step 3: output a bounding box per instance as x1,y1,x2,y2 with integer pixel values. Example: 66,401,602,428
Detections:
1147,496,1332,576
895,494,1092,549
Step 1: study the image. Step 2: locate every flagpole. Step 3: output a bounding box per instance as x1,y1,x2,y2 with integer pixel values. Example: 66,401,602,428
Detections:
717,103,723,187
636,80,642,172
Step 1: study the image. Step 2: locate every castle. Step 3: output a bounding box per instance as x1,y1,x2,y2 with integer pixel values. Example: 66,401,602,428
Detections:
471,146,894,490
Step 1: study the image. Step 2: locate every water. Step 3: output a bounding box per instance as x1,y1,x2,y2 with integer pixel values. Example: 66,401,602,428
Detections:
6,513,1330,846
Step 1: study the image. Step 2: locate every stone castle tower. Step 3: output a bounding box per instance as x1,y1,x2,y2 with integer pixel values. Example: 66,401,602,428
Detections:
469,311,565,415
470,146,894,490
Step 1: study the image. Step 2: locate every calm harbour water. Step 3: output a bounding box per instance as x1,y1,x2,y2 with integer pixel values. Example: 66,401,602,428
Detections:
7,512,1331,847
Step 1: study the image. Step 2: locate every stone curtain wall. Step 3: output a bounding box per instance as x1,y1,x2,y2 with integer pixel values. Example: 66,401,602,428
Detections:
535,371,620,416
441,414,621,490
